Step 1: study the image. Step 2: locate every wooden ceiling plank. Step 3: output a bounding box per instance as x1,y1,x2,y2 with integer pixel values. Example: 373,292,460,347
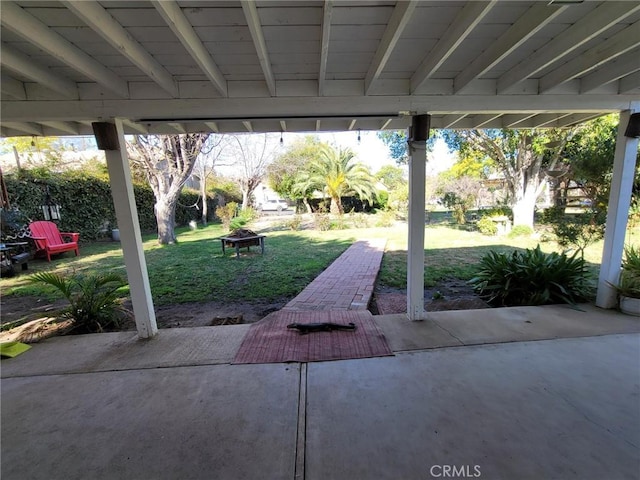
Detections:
540,19,640,93
40,120,79,134
454,3,567,93
64,0,178,97
619,71,640,94
204,121,219,133
580,50,640,93
0,74,27,100
3,122,43,136
241,0,276,97
152,0,228,97
0,44,78,98
411,1,496,93
122,119,149,134
318,0,333,96
364,0,417,95
498,2,640,93
1,1,129,98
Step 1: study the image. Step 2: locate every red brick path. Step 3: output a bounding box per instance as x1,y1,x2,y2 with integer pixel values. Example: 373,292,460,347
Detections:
282,239,386,311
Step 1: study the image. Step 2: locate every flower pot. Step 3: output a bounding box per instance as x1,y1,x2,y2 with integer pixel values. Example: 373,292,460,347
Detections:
620,295,640,316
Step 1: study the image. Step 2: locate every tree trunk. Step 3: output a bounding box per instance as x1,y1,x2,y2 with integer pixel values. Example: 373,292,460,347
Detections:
155,197,178,244
303,198,312,214
200,179,208,226
241,189,250,210
330,196,342,215
511,180,539,228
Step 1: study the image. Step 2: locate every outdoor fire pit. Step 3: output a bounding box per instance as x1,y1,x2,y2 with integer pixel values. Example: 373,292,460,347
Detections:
219,229,265,259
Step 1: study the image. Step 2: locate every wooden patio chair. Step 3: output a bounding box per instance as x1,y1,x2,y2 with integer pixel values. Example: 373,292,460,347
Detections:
29,221,79,262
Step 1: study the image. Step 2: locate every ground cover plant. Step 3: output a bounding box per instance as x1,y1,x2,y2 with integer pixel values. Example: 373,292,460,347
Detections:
467,246,591,306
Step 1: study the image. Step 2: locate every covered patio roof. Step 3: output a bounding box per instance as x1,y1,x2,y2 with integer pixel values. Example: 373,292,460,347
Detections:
1,1,638,335
1,0,639,136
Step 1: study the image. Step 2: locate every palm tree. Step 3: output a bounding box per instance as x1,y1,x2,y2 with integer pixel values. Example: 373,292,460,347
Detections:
295,145,377,214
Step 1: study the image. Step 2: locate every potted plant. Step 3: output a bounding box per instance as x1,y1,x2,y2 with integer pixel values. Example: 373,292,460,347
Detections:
616,245,640,316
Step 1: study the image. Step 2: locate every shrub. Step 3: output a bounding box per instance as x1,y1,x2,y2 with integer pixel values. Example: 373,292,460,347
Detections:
479,206,513,219
617,245,640,299
374,210,396,227
551,212,605,256
539,206,565,224
508,225,534,237
215,202,238,230
468,246,592,307
477,217,498,236
27,271,130,333
229,216,248,231
314,213,331,231
285,214,303,231
349,211,370,229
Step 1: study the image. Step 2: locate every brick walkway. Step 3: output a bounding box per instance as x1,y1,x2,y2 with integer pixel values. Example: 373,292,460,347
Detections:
282,238,386,311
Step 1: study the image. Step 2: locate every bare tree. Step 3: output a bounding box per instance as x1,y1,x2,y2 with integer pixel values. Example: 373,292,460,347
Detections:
192,135,226,225
228,134,279,209
127,133,209,244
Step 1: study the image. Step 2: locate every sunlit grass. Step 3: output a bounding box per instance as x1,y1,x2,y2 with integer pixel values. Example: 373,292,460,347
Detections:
2,219,638,306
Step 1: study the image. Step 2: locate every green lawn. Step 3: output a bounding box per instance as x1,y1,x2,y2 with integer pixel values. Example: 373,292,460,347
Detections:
2,219,638,307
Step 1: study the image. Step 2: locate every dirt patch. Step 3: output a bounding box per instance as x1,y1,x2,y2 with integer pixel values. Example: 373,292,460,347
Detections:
1,278,488,334
0,295,288,332
372,279,490,315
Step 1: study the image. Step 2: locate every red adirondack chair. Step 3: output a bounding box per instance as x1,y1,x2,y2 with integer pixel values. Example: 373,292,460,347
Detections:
29,221,80,262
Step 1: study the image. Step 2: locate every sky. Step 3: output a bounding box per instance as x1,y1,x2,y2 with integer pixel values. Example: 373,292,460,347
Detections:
0,130,457,176
279,130,456,175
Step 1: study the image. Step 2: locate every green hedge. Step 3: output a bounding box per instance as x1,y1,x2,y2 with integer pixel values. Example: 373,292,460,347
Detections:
4,169,218,242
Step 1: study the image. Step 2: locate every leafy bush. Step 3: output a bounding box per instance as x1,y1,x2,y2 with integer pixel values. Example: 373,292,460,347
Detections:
479,206,513,219
330,215,348,230
551,212,605,256
4,168,216,241
538,206,565,224
27,271,130,333
617,245,640,299
215,202,238,230
468,246,592,307
285,214,303,231
374,210,396,227
314,213,331,231
477,217,498,236
349,211,370,229
508,225,534,237
229,216,248,231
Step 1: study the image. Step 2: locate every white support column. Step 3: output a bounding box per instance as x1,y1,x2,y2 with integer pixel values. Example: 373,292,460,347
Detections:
596,109,639,308
407,135,428,321
98,119,158,338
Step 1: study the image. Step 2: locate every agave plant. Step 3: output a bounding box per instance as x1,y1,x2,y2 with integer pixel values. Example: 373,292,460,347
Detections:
28,271,130,333
468,246,592,307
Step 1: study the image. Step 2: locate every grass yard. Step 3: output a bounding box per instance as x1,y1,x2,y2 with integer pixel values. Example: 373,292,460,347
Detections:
2,217,639,312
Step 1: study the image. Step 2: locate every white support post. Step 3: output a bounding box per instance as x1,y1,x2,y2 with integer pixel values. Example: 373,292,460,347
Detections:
596,108,639,308
407,137,427,321
99,119,158,338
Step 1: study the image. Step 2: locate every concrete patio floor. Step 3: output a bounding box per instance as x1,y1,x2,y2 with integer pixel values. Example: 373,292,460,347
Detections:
2,304,639,480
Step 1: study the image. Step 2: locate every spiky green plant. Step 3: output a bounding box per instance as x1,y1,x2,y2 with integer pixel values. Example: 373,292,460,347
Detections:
468,246,592,307
28,272,130,333
617,245,640,299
